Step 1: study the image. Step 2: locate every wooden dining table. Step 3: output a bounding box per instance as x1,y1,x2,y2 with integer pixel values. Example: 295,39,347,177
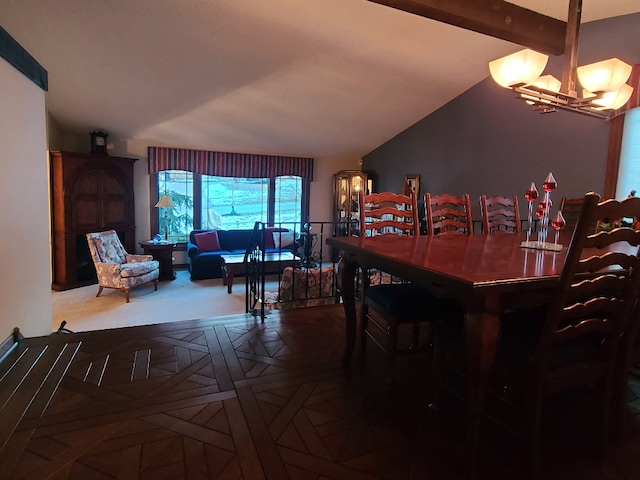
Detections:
326,232,571,478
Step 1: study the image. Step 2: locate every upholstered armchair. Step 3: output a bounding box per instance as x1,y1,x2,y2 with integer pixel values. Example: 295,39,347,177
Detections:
86,230,160,302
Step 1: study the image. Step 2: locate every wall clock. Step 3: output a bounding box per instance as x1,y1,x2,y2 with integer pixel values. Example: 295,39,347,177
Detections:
90,131,108,154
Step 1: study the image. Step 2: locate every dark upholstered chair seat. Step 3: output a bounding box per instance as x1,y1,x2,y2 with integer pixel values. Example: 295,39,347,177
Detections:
365,283,462,320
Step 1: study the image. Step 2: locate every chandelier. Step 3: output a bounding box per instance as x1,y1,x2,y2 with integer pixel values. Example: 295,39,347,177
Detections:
488,0,633,119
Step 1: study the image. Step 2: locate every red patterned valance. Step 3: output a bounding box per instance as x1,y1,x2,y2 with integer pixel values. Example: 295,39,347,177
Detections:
148,146,314,181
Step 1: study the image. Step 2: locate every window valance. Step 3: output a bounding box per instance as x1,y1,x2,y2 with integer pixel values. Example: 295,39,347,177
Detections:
148,146,314,181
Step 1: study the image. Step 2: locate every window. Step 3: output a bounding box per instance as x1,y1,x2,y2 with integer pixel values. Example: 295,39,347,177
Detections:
202,176,269,230
154,172,306,242
158,170,194,242
616,107,640,199
275,176,303,230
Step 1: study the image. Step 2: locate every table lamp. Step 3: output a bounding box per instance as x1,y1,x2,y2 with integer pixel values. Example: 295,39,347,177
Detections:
154,194,175,240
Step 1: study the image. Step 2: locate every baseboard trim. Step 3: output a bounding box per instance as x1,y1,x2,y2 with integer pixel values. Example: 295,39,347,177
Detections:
0,328,23,363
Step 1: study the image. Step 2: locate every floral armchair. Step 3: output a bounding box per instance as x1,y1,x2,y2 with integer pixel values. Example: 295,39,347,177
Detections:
86,230,160,302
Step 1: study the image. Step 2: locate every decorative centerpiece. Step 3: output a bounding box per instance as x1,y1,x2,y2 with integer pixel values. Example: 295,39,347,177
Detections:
521,172,564,251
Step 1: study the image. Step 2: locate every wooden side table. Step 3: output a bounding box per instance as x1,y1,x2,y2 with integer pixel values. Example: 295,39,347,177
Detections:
139,241,177,280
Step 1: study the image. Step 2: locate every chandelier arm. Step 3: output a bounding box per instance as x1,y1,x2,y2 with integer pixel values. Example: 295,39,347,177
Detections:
513,86,615,120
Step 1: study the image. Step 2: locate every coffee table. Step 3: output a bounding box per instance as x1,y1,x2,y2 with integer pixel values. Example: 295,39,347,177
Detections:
220,251,298,294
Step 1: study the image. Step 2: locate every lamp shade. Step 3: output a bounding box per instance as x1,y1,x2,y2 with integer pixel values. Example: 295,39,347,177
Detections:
584,83,634,110
489,49,548,88
530,75,562,92
577,58,632,93
154,194,175,208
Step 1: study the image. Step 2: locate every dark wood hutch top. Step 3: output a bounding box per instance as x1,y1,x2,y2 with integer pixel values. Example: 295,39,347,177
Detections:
50,150,138,290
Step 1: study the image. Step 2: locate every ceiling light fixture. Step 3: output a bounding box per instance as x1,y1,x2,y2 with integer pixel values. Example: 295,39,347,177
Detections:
489,0,633,119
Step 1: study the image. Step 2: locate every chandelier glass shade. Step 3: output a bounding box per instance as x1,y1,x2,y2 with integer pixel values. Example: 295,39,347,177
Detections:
488,0,633,119
488,49,549,88
576,58,633,93
585,83,634,110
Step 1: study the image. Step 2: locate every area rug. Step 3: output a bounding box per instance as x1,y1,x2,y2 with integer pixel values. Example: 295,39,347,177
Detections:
51,269,277,333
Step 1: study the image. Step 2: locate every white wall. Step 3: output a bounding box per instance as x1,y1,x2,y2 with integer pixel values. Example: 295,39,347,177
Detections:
0,57,52,338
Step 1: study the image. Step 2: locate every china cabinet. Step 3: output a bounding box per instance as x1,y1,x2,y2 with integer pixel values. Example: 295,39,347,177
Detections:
333,170,367,236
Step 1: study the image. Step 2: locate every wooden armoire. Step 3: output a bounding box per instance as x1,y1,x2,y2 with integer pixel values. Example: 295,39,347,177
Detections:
50,151,137,290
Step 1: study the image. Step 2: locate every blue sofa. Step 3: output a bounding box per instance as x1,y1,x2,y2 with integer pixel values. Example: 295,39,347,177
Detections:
187,227,295,280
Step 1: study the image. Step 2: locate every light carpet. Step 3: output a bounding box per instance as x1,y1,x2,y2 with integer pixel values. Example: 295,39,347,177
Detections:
52,269,279,333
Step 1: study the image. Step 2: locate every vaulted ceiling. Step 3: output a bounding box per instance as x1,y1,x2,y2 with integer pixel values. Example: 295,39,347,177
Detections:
2,0,639,158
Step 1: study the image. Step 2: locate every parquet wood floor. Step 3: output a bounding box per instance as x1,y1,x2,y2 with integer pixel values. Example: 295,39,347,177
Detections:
1,305,639,479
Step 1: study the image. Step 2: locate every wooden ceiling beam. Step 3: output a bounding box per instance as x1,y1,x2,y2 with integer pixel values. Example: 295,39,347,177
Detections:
367,0,567,56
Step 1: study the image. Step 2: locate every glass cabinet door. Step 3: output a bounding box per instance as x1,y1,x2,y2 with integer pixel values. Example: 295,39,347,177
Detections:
334,170,367,236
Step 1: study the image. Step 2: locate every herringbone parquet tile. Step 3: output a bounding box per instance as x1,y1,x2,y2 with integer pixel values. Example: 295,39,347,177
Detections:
1,305,639,479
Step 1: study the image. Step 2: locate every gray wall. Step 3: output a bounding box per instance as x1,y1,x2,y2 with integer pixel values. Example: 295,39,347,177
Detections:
363,13,640,221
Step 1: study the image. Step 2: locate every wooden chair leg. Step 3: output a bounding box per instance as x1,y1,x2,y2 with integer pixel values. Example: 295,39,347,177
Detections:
360,303,369,352
386,323,398,387
125,289,130,303
154,279,158,291
598,381,612,457
96,286,104,298
411,322,420,350
525,394,544,477
612,330,640,442
430,337,444,411
423,322,434,350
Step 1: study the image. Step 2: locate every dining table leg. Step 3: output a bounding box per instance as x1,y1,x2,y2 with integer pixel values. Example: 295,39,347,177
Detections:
336,256,359,363
464,293,501,479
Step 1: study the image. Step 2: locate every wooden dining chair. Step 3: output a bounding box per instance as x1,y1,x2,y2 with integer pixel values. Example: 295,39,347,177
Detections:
358,190,461,387
360,190,419,237
434,192,640,476
559,196,585,231
480,195,521,233
425,193,473,235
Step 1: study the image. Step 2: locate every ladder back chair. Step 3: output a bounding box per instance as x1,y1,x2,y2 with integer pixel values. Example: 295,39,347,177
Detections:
434,192,640,476
425,193,473,235
480,195,521,233
559,196,585,232
358,190,461,387
360,191,419,237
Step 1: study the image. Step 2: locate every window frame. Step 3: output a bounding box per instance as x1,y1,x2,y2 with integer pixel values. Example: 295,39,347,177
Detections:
150,172,310,246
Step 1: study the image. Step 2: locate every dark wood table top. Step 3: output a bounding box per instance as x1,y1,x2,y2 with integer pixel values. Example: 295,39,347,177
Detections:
327,232,571,301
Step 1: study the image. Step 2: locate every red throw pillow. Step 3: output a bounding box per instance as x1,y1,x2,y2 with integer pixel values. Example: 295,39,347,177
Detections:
194,231,221,252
